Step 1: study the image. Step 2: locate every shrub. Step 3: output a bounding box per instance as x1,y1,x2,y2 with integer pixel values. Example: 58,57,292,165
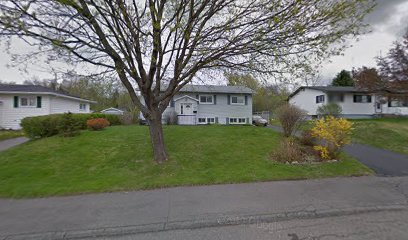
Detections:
118,112,139,125
311,116,353,160
167,111,178,125
58,112,81,137
87,118,110,130
21,113,121,138
317,103,342,117
275,104,306,137
270,138,305,163
21,115,60,138
299,129,315,146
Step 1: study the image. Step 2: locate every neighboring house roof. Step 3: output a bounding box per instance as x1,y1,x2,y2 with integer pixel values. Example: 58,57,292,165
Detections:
289,86,373,99
0,84,96,103
161,84,253,94
100,107,125,113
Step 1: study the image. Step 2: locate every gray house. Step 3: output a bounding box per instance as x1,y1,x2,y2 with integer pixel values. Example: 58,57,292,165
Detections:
147,85,253,125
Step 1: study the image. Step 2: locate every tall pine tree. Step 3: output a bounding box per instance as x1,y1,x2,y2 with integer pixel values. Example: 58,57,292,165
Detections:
331,70,355,86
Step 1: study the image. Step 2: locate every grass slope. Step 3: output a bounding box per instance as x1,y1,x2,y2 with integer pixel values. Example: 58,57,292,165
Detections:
352,118,408,155
0,125,372,198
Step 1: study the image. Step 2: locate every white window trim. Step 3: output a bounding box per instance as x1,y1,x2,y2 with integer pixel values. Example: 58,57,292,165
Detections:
229,117,246,124
199,94,214,104
20,96,37,108
230,96,245,105
79,103,87,111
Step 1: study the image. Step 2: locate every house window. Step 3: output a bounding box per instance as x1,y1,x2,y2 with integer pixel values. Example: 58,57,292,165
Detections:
199,95,213,104
198,118,206,124
198,117,216,124
20,96,36,107
389,99,408,107
229,118,246,124
316,95,325,104
328,94,344,102
231,96,245,105
353,95,371,103
79,103,87,111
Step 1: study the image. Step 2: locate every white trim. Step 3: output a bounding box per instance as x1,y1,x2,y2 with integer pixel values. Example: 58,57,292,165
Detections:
173,95,199,102
199,94,214,104
0,91,96,103
230,96,245,105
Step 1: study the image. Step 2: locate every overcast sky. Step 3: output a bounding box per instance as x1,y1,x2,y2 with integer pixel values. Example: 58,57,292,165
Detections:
1,0,408,85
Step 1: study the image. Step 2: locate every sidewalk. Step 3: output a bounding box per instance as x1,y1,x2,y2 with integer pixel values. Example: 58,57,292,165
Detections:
1,176,408,240
0,137,29,152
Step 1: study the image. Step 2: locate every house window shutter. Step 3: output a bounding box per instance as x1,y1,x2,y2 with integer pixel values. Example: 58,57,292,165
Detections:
388,97,391,107
227,95,230,105
196,94,199,104
246,117,249,123
215,117,218,124
353,95,357,103
213,95,216,105
37,96,42,108
245,95,248,105
13,96,19,108
226,117,229,125
170,98,175,107
316,96,319,103
367,95,372,103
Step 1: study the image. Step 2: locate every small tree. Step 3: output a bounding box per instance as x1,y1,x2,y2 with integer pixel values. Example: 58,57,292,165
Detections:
311,116,353,160
331,70,354,86
58,112,80,137
276,104,306,137
317,103,343,117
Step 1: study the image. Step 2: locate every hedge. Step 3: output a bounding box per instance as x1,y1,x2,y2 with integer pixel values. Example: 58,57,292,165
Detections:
21,113,121,138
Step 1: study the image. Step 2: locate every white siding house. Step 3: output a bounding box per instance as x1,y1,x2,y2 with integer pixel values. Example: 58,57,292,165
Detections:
289,86,408,118
0,84,95,129
141,85,253,125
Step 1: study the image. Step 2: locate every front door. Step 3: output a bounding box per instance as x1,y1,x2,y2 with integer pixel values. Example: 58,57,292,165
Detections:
180,103,194,115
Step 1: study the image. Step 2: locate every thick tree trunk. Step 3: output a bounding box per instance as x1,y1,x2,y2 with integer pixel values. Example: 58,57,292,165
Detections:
148,109,168,163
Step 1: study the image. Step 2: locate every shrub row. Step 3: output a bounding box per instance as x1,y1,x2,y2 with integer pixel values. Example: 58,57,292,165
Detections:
21,113,121,138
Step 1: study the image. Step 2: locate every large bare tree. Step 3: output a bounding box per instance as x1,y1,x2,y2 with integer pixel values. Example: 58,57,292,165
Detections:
0,0,374,163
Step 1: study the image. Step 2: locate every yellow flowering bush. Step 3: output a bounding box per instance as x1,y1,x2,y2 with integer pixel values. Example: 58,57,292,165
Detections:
311,116,353,160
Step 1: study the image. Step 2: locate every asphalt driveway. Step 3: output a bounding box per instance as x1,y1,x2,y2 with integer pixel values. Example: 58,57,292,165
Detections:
344,143,408,176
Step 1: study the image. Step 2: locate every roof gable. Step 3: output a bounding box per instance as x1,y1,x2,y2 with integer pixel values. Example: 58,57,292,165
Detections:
161,84,253,94
0,84,95,103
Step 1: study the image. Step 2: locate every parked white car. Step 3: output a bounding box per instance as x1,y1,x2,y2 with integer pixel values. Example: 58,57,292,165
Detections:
252,115,268,126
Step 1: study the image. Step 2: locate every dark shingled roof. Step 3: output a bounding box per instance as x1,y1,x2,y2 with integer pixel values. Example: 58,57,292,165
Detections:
0,84,95,102
161,84,253,94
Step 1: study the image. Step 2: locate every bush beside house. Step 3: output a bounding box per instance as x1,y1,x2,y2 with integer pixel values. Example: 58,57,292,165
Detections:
21,113,120,138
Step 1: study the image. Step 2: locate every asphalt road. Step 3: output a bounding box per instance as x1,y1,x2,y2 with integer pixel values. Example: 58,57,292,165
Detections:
2,176,408,240
88,209,408,240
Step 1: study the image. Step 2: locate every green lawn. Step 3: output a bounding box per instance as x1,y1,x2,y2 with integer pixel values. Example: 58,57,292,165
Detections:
351,118,408,155
0,130,25,141
0,125,372,198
